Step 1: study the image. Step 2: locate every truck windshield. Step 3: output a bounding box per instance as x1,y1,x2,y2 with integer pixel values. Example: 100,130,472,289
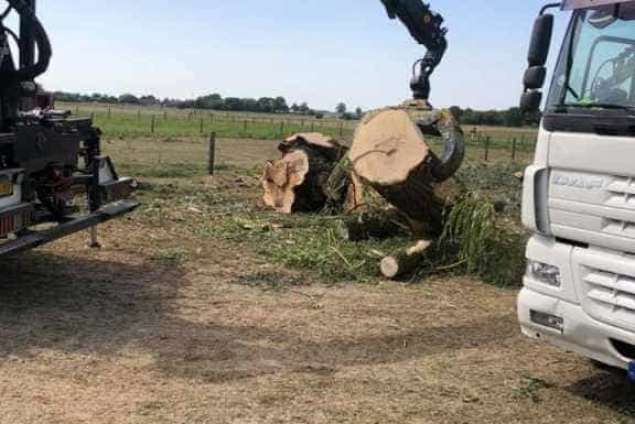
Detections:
547,3,635,112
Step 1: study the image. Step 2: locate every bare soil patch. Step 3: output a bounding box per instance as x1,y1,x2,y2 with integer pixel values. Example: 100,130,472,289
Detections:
0,140,632,423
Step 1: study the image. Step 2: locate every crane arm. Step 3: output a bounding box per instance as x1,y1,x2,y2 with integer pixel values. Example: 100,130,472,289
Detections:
381,0,448,101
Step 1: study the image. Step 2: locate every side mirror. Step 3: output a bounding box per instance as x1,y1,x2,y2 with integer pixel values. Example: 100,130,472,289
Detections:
524,66,547,90
528,14,554,67
520,91,543,113
520,13,554,113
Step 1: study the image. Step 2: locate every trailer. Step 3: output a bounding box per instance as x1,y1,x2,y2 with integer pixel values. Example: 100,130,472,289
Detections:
0,0,137,256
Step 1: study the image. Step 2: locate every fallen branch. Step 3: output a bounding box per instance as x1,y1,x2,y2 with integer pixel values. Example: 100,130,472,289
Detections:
380,240,432,279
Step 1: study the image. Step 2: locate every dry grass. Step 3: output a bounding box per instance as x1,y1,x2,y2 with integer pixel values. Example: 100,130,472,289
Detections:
0,137,632,423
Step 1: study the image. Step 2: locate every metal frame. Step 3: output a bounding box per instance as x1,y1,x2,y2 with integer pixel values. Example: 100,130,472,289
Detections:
0,0,138,254
562,0,634,11
580,35,635,98
0,200,138,257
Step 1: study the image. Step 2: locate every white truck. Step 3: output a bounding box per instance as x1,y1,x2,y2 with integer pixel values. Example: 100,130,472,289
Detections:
518,0,635,377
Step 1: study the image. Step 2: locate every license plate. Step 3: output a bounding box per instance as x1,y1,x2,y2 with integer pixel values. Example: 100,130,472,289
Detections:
0,178,13,197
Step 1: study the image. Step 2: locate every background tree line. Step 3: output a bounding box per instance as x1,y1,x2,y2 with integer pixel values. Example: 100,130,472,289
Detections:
53,92,322,116
53,91,537,127
448,106,538,127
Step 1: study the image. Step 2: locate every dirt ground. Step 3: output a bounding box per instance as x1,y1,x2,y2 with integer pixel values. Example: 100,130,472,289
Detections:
0,139,633,424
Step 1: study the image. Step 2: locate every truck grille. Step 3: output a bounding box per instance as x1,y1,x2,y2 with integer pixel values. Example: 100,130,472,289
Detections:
549,170,635,254
606,176,635,209
581,265,635,332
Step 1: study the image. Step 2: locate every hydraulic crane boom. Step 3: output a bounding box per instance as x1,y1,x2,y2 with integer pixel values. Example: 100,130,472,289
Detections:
381,0,448,101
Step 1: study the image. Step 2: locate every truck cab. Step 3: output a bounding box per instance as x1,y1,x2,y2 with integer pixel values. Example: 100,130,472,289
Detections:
518,0,635,373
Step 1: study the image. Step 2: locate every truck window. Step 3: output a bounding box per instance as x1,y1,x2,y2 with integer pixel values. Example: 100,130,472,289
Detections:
548,4,635,110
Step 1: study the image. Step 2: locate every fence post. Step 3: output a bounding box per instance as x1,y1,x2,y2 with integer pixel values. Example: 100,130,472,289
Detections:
279,121,285,137
151,115,156,134
107,106,111,119
200,118,204,134
243,120,248,131
208,132,216,175
339,122,344,137
137,108,141,121
511,138,517,161
484,136,490,162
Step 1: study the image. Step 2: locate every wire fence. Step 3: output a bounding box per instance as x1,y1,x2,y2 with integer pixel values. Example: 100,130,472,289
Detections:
72,105,357,142
66,103,538,164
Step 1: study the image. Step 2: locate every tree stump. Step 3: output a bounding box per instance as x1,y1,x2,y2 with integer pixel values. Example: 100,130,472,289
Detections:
261,133,361,214
349,109,446,236
380,240,432,279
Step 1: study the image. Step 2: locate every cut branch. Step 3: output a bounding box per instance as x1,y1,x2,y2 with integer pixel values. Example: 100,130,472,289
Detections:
380,240,432,279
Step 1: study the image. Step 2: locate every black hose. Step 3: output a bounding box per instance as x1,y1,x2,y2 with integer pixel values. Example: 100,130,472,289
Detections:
7,0,51,79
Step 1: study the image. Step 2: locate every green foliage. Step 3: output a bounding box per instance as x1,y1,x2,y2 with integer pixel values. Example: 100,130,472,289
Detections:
454,162,525,215
438,195,527,286
80,107,355,141
200,213,407,283
141,159,528,286
440,195,496,274
57,91,295,114
450,105,536,128
196,192,526,286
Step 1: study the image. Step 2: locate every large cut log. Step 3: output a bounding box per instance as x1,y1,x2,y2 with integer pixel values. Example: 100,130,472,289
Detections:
261,150,311,213
279,132,347,162
262,133,361,214
380,240,432,279
350,109,447,236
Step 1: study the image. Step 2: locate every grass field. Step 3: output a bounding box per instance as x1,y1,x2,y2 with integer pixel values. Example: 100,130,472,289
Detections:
60,102,539,155
2,115,631,424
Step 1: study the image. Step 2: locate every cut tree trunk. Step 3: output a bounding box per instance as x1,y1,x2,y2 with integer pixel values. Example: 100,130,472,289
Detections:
380,240,432,279
279,132,347,162
261,150,311,213
262,133,361,214
349,109,446,236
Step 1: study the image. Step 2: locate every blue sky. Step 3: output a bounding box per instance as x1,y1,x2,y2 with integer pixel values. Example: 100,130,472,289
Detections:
35,1,570,111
